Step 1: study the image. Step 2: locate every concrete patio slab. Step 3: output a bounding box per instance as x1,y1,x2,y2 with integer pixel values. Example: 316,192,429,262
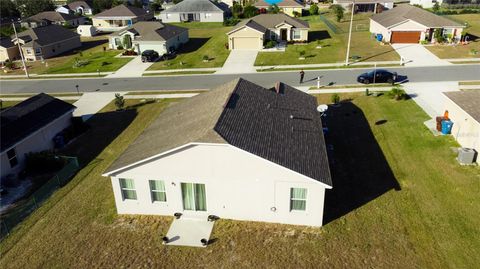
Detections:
216,50,258,74
165,218,214,248
392,44,451,67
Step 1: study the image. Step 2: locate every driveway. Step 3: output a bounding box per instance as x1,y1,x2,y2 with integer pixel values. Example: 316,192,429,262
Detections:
392,44,451,67
403,81,459,118
73,92,126,121
106,56,154,78
216,50,258,74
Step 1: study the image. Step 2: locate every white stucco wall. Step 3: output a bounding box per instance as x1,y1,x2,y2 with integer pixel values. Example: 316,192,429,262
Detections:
108,143,329,227
444,98,480,155
0,111,73,179
409,0,444,8
370,19,427,42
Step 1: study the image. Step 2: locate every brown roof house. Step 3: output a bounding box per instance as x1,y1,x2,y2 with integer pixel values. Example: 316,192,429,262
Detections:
92,4,154,32
21,11,87,29
370,5,465,43
227,13,309,50
0,37,20,63
254,0,304,17
12,25,81,61
109,21,188,55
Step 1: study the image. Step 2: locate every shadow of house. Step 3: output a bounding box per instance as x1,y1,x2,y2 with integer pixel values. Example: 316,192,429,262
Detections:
176,37,210,54
308,30,331,42
323,102,400,225
59,109,137,167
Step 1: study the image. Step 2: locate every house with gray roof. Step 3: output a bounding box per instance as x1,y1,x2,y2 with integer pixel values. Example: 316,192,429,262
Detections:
333,0,393,13
160,0,227,23
12,24,81,61
56,1,94,16
21,11,87,29
92,4,154,32
103,78,332,227
0,37,20,63
227,13,309,50
370,5,465,43
108,21,188,55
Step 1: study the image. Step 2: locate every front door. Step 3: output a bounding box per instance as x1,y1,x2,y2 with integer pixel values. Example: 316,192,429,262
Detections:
280,29,287,41
181,183,207,211
187,13,194,22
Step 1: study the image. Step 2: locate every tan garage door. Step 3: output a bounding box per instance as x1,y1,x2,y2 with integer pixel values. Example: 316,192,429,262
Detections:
232,37,260,50
391,31,421,43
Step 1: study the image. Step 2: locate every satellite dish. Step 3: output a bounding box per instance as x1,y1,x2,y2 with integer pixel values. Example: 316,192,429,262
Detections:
317,104,328,113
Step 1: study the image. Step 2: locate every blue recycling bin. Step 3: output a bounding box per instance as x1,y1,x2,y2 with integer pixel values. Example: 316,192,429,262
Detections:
441,120,453,135
376,34,383,42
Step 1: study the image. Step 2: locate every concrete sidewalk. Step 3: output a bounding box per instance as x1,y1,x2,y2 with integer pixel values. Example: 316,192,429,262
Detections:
73,92,125,121
392,44,451,67
257,60,401,70
107,56,154,78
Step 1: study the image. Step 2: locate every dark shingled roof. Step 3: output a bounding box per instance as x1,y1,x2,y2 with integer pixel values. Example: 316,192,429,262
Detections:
371,4,464,28
230,13,309,34
15,25,80,48
0,37,15,48
94,4,148,18
0,93,76,152
105,78,331,187
24,11,84,23
68,0,92,10
444,91,480,123
110,21,187,41
165,0,224,13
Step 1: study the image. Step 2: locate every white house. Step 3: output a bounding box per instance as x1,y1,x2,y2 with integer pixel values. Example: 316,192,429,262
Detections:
409,0,443,8
160,0,226,23
103,78,333,227
0,93,76,180
108,21,188,55
56,1,94,15
370,4,465,43
333,0,394,13
92,4,154,32
443,91,480,158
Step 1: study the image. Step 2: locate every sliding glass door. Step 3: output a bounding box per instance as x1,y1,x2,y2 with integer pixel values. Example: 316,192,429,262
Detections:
181,183,206,211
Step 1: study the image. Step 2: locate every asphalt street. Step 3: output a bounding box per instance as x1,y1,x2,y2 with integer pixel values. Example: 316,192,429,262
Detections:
0,64,479,93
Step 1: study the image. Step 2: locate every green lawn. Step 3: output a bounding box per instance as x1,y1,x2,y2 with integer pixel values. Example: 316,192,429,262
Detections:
426,14,480,59
3,36,132,75
1,92,479,268
255,12,400,66
148,23,232,70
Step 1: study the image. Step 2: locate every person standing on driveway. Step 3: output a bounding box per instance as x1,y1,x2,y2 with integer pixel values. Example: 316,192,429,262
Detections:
300,69,305,83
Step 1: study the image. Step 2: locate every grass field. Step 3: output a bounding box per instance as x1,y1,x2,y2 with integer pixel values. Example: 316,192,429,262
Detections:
0,91,478,268
255,12,400,66
148,23,232,70
3,36,132,75
426,14,480,59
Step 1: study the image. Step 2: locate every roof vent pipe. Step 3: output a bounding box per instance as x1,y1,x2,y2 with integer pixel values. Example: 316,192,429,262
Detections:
275,82,281,94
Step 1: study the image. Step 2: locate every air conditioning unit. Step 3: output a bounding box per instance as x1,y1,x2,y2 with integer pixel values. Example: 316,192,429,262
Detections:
457,148,477,165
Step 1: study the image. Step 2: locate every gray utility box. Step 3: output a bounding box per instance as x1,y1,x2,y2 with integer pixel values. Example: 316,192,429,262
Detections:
457,148,477,165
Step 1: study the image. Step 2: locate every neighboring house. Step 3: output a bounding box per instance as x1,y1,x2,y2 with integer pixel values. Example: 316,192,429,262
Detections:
160,0,226,23
108,21,188,55
12,25,82,61
77,25,98,37
0,93,76,180
369,5,464,43
0,37,20,63
21,11,87,28
409,0,443,8
443,91,480,157
227,13,309,50
103,78,332,227
254,0,304,17
57,1,94,16
92,4,154,32
333,0,394,13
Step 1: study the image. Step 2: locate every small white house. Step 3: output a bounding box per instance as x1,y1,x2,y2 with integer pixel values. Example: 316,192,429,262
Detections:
77,25,97,37
160,0,226,23
103,78,333,227
409,0,443,8
0,93,76,180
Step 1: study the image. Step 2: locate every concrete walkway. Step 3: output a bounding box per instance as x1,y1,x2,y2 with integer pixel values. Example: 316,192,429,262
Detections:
392,44,451,67
73,92,125,121
257,60,401,70
403,81,459,118
107,56,154,78
216,50,258,74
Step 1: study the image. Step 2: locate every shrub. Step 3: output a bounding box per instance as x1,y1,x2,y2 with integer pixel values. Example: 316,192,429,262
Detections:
292,11,301,17
117,45,124,50
267,4,280,14
123,35,132,49
243,5,258,18
330,5,345,22
265,40,277,48
203,55,209,61
224,17,240,26
298,50,306,58
5,61,15,69
331,93,340,104
231,2,243,18
114,93,125,110
72,58,89,68
309,4,319,15
387,87,407,100
434,28,444,43
25,151,65,175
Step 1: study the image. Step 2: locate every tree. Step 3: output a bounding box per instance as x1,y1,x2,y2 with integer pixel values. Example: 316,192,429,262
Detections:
123,35,132,49
267,4,279,14
92,0,114,14
243,5,257,18
150,0,164,11
114,93,125,110
173,0,183,4
0,0,21,18
131,0,142,8
309,3,319,15
231,2,243,18
15,0,55,18
330,4,344,22
432,2,440,13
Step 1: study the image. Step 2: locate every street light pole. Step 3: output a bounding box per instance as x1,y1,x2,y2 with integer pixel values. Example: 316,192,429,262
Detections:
345,0,355,66
12,22,29,78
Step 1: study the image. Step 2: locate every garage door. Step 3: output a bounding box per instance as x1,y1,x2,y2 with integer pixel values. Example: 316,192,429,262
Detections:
232,37,260,50
391,31,421,43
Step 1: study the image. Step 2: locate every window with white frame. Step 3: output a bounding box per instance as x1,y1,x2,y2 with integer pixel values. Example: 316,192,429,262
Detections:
149,180,167,202
26,49,32,55
290,188,307,211
6,148,18,168
205,13,211,18
293,30,301,40
119,178,137,200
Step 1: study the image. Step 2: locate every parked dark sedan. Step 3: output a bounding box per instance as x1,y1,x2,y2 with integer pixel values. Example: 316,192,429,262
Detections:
141,50,159,62
357,69,397,85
